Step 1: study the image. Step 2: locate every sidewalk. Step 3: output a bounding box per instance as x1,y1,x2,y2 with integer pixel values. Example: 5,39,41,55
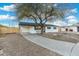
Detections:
20,32,77,56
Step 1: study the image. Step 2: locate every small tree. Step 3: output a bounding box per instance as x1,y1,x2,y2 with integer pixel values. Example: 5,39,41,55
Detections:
15,3,64,34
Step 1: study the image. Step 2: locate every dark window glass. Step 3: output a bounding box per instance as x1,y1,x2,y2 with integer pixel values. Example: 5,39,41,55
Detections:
66,28,68,31
47,26,51,29
34,26,41,30
53,27,56,29
69,29,73,32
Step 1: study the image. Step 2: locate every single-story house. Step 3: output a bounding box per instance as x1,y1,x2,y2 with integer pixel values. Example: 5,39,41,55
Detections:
19,22,79,33
19,22,61,33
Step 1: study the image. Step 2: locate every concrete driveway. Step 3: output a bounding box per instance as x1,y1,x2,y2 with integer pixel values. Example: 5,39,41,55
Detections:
21,32,79,56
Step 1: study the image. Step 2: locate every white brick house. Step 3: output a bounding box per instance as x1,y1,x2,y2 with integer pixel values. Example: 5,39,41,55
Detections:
19,22,60,33
19,22,79,33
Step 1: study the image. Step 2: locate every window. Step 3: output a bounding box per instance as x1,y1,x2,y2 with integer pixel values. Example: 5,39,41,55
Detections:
65,28,68,31
47,26,51,29
34,26,41,30
69,29,73,32
53,27,56,29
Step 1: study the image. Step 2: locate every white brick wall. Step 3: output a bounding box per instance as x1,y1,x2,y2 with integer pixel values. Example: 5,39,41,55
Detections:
45,26,58,32
60,26,77,32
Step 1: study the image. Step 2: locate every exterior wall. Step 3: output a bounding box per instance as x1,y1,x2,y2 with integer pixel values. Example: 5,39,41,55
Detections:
45,26,58,33
20,26,59,33
69,26,77,32
20,26,79,33
29,27,37,33
20,26,36,33
60,26,77,32
20,26,29,32
60,27,67,32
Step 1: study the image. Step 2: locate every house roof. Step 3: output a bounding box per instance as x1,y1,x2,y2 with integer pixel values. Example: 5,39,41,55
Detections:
60,23,79,28
19,22,58,27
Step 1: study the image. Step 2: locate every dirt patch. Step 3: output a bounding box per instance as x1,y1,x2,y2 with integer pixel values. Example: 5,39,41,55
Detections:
0,33,61,56
39,32,79,43
0,33,6,38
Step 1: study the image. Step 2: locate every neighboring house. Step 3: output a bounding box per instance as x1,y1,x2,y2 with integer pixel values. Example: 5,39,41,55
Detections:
19,22,79,33
59,26,78,32
59,24,79,32
19,22,60,33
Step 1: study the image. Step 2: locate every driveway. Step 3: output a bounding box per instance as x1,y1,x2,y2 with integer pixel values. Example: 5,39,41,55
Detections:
21,32,79,56
0,33,60,56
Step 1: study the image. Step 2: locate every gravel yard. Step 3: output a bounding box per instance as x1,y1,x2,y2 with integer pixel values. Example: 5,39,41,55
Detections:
40,32,79,43
0,33,61,56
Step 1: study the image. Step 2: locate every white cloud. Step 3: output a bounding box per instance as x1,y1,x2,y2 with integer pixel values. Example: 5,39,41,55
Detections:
0,4,15,11
66,15,78,26
65,8,78,16
68,19,78,26
47,15,78,26
53,20,67,26
0,14,16,20
66,15,76,20
70,8,78,13
46,18,68,26
46,15,78,26
53,4,58,7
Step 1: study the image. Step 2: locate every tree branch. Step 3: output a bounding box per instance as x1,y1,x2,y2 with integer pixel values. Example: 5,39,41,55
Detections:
30,15,37,24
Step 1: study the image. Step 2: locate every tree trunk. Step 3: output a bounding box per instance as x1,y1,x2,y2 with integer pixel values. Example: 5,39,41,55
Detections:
40,25,45,34
41,26,43,34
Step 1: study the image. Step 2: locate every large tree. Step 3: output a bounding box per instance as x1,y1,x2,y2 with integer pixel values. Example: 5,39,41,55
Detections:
15,3,64,34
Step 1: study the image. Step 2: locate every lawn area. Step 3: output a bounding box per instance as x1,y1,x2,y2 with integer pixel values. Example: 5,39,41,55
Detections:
40,32,79,43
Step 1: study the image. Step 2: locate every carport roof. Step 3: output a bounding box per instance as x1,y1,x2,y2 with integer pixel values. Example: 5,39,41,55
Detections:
19,22,58,27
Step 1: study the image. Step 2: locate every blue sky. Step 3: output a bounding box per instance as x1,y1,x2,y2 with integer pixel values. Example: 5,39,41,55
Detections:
0,3,18,27
0,3,79,27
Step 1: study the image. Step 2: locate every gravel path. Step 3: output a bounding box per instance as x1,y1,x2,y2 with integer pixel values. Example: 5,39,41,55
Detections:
0,33,61,56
